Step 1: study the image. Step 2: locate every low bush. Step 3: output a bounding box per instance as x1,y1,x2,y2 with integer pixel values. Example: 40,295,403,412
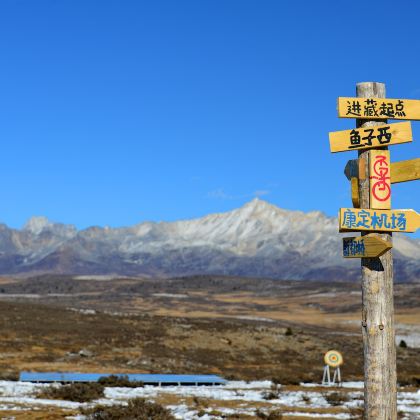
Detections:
398,375,420,386
98,374,144,388
262,383,281,400
81,397,175,419
192,396,210,408
271,375,300,386
348,406,364,419
0,371,19,381
284,327,293,336
301,394,311,404
323,391,349,406
37,382,104,402
256,409,283,419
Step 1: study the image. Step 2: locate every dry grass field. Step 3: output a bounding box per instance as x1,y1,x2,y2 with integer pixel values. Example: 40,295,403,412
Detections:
0,275,417,418
0,275,417,384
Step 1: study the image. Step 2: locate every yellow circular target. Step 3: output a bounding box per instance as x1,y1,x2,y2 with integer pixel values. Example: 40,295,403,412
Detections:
324,350,343,368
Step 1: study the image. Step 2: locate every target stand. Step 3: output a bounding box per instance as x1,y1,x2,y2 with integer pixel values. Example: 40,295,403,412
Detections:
322,350,343,386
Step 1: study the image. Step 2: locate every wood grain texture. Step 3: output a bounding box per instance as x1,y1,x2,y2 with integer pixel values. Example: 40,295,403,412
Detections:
343,235,392,258
356,82,397,420
329,121,412,153
338,96,420,120
391,158,420,184
369,150,391,209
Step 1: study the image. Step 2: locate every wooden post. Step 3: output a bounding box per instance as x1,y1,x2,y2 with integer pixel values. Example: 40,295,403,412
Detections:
356,82,397,419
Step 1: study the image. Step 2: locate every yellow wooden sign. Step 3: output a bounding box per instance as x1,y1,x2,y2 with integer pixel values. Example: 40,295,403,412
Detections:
339,208,420,233
343,234,392,258
351,177,360,208
369,150,391,210
391,158,420,184
345,157,420,184
329,122,412,153
338,97,420,120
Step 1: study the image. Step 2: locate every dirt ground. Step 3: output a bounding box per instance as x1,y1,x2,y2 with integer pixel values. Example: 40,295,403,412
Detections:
0,275,418,385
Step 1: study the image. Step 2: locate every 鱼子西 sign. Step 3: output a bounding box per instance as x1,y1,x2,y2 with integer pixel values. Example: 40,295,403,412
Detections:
329,122,412,153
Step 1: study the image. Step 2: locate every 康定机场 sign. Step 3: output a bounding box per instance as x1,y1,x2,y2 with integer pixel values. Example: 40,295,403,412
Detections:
339,208,420,233
338,97,420,120
329,122,412,153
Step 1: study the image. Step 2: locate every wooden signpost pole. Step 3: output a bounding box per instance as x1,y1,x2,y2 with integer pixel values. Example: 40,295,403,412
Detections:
356,82,397,419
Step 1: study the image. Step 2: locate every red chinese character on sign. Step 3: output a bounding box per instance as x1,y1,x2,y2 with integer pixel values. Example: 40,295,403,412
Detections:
370,155,391,202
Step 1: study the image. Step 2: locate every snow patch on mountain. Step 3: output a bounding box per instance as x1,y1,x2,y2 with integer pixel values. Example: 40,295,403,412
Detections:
23,216,52,235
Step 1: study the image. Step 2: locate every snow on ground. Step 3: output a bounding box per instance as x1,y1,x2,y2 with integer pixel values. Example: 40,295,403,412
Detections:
301,381,364,389
222,380,272,389
0,381,81,410
0,380,417,419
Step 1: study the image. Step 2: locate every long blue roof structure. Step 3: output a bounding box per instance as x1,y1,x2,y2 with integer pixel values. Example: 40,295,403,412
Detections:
19,372,226,385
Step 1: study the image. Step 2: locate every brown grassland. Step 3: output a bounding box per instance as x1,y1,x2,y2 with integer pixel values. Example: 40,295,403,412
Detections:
0,275,418,384
0,275,417,418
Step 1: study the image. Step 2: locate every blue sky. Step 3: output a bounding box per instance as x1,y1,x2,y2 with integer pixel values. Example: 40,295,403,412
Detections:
0,0,419,237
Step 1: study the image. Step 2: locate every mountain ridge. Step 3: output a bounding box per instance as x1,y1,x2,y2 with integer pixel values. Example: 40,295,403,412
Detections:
0,198,418,281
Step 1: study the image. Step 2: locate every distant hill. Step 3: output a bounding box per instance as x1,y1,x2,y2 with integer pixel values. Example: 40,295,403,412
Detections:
0,199,418,281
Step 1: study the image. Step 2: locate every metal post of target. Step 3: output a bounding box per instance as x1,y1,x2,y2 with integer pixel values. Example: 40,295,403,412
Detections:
322,365,331,385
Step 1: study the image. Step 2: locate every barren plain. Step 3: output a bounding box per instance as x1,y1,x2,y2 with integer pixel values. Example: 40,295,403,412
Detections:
0,275,417,418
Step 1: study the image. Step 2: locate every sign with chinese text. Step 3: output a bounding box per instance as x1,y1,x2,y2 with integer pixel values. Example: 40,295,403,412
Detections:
369,150,391,209
329,122,412,153
338,97,420,120
339,208,420,233
343,235,392,258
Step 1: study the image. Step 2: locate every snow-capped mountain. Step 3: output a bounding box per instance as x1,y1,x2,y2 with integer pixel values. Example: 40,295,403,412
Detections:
0,199,418,281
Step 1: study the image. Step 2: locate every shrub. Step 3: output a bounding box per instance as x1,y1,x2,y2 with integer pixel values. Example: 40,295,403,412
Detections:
0,371,19,381
399,340,408,348
98,374,144,388
284,327,293,336
192,396,209,408
271,375,300,386
37,382,104,402
348,406,364,419
398,376,420,386
262,384,281,400
262,391,279,400
206,410,223,417
302,394,311,404
81,397,175,419
323,391,349,407
256,409,283,419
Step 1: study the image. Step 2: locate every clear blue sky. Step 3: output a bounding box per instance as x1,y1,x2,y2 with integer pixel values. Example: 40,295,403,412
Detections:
0,0,419,236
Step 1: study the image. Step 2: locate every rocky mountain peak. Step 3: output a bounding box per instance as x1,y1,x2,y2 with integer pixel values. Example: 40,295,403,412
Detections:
23,216,53,235
240,198,281,214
